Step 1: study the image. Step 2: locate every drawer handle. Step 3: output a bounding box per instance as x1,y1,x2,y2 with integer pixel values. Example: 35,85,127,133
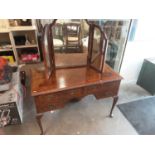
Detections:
70,92,75,95
106,92,111,96
47,95,53,100
49,104,56,109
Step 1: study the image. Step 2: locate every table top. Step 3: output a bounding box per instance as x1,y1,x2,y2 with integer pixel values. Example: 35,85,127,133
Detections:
31,64,122,96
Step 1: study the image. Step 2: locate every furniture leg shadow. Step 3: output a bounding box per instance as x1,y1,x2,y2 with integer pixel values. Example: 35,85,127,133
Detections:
36,114,44,135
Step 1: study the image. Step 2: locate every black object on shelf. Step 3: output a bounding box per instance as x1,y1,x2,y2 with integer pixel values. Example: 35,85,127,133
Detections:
0,51,15,61
137,58,155,95
14,36,26,45
18,47,38,54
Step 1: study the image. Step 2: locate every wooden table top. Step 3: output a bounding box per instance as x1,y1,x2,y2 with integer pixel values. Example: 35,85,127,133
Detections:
31,64,122,96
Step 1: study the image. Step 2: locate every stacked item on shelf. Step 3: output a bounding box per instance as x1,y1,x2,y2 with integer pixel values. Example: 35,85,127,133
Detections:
9,19,32,27
19,48,39,63
0,36,15,64
0,42,12,50
1,56,15,64
13,33,40,63
21,53,39,62
0,57,12,90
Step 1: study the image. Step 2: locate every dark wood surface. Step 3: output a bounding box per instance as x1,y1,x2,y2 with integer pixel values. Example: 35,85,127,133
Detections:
31,64,122,96
31,64,122,134
33,19,121,134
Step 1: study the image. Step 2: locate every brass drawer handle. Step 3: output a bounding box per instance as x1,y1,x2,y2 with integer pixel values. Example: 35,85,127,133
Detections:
70,92,75,95
46,95,54,100
48,104,56,109
105,92,111,95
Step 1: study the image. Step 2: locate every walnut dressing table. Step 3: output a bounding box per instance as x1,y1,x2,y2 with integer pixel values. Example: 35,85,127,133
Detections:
31,19,123,134
31,64,122,134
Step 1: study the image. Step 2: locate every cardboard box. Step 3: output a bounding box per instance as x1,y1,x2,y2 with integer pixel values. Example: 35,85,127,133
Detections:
0,102,21,127
0,71,23,127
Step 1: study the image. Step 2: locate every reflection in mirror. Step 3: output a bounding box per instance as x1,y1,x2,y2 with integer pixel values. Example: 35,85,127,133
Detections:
91,27,103,71
51,19,90,67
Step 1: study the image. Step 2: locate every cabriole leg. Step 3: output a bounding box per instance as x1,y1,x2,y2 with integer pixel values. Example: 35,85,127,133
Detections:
109,96,118,118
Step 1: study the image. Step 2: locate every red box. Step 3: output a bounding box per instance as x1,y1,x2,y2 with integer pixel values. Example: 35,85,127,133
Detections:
21,54,39,62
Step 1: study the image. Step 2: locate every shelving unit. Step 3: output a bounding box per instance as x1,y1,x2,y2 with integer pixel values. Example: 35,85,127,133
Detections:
0,19,40,65
0,31,15,64
19,59,40,65
10,26,36,31
15,45,38,49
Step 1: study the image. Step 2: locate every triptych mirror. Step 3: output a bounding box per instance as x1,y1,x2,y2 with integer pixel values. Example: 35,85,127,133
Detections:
41,19,108,79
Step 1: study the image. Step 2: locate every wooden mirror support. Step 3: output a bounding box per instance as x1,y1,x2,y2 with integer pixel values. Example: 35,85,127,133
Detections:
90,24,108,73
42,24,55,79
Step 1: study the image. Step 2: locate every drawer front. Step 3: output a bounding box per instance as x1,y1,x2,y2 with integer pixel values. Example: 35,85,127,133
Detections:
34,88,84,113
84,81,121,98
34,96,60,113
34,81,121,113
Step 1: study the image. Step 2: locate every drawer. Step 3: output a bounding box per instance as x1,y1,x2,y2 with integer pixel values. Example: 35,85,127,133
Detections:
34,88,84,113
34,81,121,113
84,81,121,98
34,96,62,113
83,83,103,94
57,88,83,98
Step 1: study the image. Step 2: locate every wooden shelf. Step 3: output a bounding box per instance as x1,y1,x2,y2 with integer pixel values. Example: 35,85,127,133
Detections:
0,19,40,65
0,48,13,52
10,26,36,31
15,44,37,49
0,30,10,33
19,59,40,64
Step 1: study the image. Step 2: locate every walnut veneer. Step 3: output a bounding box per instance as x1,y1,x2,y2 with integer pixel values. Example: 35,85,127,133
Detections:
31,64,122,134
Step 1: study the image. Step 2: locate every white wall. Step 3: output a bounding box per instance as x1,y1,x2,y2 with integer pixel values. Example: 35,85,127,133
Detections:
120,19,155,83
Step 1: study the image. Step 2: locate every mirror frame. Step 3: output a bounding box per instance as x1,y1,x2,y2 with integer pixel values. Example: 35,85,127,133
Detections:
90,23,108,73
49,19,92,69
42,24,55,79
42,19,108,79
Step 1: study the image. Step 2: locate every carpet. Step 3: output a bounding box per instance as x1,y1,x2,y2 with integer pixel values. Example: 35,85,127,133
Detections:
118,97,155,135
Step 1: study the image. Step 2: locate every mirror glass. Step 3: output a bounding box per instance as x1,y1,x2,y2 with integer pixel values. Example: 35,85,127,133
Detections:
51,19,90,67
91,27,103,71
87,19,131,72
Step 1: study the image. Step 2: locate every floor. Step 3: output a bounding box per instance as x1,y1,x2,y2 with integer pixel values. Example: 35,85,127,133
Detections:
0,64,151,135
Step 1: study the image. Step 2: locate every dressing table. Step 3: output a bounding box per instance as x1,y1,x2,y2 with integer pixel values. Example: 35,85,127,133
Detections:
31,20,122,134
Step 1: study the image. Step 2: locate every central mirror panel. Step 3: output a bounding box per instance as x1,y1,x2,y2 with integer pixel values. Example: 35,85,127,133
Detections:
51,19,90,68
